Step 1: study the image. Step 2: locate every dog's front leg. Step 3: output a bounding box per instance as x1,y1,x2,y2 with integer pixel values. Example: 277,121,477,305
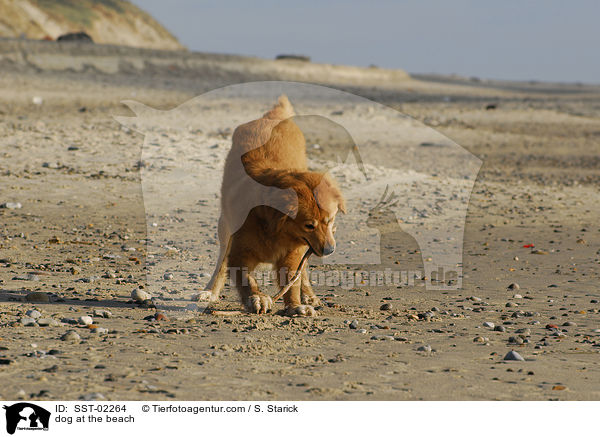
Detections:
278,251,316,317
229,257,272,314
300,266,321,307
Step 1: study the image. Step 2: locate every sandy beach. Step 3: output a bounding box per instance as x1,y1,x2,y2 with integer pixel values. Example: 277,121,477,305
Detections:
0,39,599,401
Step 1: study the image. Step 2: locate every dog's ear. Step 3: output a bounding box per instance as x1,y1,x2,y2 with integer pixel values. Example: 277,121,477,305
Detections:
337,194,347,214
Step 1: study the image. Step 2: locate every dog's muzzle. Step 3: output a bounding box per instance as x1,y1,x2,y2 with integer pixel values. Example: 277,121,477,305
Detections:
322,242,336,256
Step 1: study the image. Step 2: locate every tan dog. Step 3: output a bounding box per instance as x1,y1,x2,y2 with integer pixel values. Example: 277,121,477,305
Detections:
201,95,345,316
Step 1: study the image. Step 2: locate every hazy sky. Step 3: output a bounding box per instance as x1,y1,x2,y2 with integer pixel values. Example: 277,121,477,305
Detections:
132,0,599,83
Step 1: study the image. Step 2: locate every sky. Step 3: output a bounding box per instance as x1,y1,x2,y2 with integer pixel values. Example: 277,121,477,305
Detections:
131,0,599,83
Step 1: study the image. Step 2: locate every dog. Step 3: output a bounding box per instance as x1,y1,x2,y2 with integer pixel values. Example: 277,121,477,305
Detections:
200,95,345,316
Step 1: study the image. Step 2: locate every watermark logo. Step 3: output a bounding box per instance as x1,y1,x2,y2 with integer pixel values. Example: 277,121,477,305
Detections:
3,403,50,434
115,81,481,311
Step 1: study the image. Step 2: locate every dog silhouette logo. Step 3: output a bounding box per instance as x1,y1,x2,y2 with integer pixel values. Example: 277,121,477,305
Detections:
3,403,50,434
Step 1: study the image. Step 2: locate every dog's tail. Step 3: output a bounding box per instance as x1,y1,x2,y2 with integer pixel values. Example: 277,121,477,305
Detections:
263,94,295,120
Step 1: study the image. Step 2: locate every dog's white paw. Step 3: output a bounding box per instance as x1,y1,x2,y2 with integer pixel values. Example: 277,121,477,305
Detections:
285,305,316,317
301,294,321,306
245,294,273,314
193,291,215,302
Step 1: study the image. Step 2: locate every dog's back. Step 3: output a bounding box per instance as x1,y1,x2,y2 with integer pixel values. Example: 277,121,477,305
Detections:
226,95,306,177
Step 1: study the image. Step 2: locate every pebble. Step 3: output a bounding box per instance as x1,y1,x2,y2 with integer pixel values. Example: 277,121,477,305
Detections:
155,313,169,322
494,325,506,332
417,344,432,352
131,288,151,302
90,327,108,334
25,310,42,319
483,322,495,328
379,303,392,311
20,317,37,326
60,330,81,342
78,316,93,325
357,329,367,334
349,320,358,329
163,273,174,280
468,296,482,302
25,292,49,303
508,336,524,345
79,393,106,401
93,309,112,318
14,274,39,281
515,328,531,335
507,283,520,290
505,302,518,307
503,350,525,361
562,321,576,326
473,336,488,343
0,202,22,209
37,318,59,327
513,294,523,299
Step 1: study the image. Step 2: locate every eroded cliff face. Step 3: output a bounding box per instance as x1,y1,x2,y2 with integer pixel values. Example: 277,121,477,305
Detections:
0,0,183,50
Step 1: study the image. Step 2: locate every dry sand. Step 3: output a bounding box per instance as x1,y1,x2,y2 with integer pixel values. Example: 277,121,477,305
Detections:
0,40,599,400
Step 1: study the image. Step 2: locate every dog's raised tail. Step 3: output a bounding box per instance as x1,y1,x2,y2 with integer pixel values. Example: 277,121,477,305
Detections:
263,94,295,120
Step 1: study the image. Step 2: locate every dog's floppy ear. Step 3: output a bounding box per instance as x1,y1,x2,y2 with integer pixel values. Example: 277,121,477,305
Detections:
337,194,347,214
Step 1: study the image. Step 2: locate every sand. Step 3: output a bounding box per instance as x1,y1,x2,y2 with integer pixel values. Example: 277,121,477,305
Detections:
0,40,599,400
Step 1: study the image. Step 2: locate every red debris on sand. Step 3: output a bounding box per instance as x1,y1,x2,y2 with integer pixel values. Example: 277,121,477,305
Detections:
545,324,559,330
523,244,535,248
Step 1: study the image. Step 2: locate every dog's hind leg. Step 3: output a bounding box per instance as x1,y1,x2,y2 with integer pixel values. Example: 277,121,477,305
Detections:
300,265,321,306
199,217,231,302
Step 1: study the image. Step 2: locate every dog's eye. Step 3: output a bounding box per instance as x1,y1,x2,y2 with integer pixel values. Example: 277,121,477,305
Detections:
305,223,316,230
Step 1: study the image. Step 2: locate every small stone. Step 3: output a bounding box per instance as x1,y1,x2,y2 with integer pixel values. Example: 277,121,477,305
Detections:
79,393,106,401
515,328,531,335
503,350,525,361
25,292,49,303
0,359,14,365
417,344,432,352
155,313,169,322
468,296,482,302
380,303,392,311
131,288,151,302
20,317,37,326
349,320,358,329
37,318,59,327
419,311,435,320
357,329,367,334
90,327,108,334
1,202,22,209
545,324,559,330
78,316,93,325
483,321,495,328
494,325,506,332
505,302,518,307
513,294,523,299
25,310,42,319
93,309,112,318
163,273,174,280
473,336,487,343
507,283,520,290
562,321,576,327
508,336,524,345
60,330,81,341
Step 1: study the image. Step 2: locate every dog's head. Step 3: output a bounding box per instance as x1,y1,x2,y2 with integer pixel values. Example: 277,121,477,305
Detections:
277,172,346,257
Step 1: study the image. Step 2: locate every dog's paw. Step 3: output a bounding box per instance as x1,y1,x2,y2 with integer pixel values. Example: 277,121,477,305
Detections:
245,294,273,314
301,294,321,306
192,291,217,302
285,305,316,317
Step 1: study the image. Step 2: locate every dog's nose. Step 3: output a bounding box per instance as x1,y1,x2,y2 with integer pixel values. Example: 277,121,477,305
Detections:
323,242,335,256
